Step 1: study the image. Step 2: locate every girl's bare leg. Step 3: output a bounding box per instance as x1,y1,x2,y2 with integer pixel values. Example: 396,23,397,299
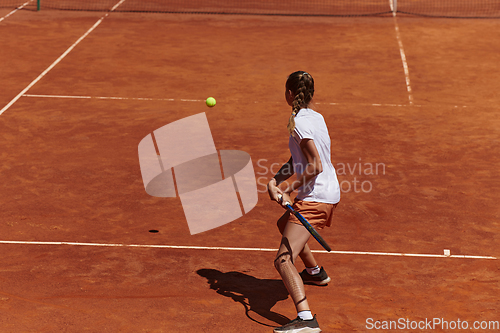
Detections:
277,212,317,269
274,222,312,312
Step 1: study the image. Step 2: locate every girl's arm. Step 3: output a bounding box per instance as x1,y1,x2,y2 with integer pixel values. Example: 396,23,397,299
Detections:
267,156,294,201
273,156,294,184
277,139,323,206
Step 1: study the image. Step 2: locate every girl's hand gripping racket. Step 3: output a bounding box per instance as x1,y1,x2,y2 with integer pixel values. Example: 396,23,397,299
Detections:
278,194,332,252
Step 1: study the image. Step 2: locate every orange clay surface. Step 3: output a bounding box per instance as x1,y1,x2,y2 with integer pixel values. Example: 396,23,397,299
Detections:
0,9,499,332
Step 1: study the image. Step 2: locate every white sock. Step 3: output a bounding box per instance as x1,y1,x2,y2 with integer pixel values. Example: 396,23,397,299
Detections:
298,310,314,320
306,265,320,275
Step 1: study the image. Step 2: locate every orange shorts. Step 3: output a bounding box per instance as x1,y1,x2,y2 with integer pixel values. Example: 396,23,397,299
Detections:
287,200,338,230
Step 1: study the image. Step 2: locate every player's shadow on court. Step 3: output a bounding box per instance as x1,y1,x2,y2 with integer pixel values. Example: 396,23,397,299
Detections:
197,269,291,327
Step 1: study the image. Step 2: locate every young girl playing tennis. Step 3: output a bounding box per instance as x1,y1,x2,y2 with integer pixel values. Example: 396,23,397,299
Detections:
268,71,341,333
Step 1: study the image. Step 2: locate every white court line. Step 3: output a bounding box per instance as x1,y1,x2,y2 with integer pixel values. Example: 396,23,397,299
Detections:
0,0,33,23
390,0,414,105
322,102,419,108
0,240,496,260
23,93,407,107
23,94,395,106
23,94,177,102
24,94,397,107
22,94,470,109
0,0,126,116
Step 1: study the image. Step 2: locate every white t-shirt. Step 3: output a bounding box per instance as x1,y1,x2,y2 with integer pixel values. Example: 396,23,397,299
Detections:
288,108,340,204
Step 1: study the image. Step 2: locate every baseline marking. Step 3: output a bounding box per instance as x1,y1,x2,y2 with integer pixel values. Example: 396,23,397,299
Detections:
0,0,33,23
0,240,495,260
0,0,126,116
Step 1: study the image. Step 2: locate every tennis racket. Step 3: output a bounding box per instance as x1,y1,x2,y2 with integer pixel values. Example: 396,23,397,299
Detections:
278,195,332,252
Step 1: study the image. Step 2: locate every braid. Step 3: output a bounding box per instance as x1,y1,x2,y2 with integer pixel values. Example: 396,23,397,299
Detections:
286,72,314,135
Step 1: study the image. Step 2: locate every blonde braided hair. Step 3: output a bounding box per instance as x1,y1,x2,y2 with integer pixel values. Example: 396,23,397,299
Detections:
286,71,314,135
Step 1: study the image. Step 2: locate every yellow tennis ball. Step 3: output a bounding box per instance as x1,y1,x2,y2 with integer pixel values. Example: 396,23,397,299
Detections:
206,97,216,107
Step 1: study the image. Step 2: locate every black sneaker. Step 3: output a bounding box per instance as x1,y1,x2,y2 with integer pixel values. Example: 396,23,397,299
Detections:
299,267,331,286
273,315,321,333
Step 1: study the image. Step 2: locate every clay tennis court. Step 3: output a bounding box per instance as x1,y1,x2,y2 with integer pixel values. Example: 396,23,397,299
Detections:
0,1,499,332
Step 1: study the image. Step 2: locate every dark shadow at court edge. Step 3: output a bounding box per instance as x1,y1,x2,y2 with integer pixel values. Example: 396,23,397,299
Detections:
197,269,291,327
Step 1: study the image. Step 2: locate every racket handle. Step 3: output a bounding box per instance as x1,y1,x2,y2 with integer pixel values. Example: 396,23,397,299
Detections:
277,194,291,206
